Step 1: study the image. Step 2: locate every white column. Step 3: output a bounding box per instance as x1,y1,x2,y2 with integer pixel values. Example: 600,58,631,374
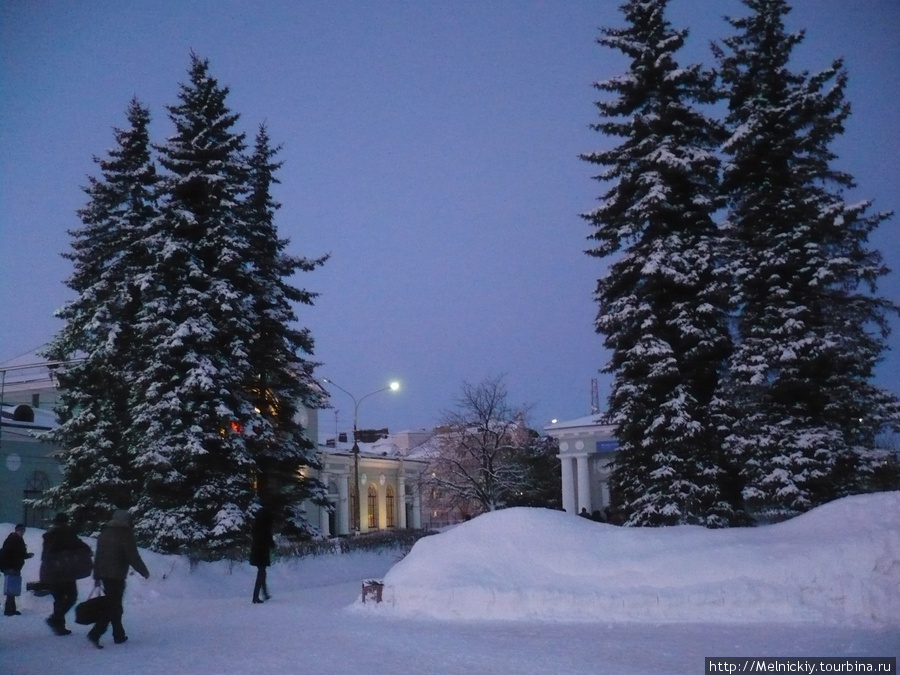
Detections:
319,472,331,536
560,455,576,514
359,474,369,532
576,454,591,514
337,474,349,536
378,480,387,530
398,475,408,529
411,486,422,529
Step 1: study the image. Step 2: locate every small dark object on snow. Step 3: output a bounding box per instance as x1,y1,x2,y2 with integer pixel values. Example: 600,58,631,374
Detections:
362,579,383,604
26,581,52,597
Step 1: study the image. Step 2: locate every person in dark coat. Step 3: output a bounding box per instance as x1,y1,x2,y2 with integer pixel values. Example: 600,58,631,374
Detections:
40,513,87,635
250,507,274,604
2,524,34,616
86,509,150,648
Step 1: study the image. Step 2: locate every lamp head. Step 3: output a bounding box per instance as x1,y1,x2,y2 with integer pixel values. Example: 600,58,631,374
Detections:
389,381,400,391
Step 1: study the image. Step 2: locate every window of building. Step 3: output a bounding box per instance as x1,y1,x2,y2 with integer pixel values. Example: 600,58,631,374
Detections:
350,485,359,532
386,485,395,528
23,470,51,527
367,484,378,529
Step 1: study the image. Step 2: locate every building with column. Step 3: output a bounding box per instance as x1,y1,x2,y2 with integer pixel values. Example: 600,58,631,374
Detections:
544,414,618,518
308,446,427,537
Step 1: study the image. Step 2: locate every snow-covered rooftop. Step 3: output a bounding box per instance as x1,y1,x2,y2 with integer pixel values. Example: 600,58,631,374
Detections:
544,413,616,432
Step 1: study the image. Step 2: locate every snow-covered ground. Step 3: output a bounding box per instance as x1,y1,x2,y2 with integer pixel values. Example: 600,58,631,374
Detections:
2,492,898,674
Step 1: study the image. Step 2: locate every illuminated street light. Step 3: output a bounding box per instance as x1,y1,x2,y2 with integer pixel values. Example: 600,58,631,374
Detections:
321,378,401,533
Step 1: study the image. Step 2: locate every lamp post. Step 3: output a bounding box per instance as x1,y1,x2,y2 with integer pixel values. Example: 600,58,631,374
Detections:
322,378,400,533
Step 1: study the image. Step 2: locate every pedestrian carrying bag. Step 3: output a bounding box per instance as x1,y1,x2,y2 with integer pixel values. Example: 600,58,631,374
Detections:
75,586,111,625
3,573,22,597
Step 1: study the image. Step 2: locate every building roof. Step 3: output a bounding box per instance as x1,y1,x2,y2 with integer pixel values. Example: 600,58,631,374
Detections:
0,403,57,432
543,413,615,433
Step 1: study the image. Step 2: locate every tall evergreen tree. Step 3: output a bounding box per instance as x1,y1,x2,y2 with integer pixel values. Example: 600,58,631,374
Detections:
581,0,735,526
242,124,329,532
39,99,159,532
718,0,900,520
126,54,324,554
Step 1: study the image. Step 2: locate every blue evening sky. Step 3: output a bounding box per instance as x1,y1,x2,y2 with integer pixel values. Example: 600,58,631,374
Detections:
1,1,898,435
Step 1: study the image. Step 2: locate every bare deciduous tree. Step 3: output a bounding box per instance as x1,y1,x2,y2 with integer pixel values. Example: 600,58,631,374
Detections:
423,376,533,517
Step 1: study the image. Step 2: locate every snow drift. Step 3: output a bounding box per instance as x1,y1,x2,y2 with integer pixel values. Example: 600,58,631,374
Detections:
360,492,900,626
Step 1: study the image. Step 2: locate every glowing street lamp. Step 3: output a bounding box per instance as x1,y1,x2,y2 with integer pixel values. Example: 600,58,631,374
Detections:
322,378,400,533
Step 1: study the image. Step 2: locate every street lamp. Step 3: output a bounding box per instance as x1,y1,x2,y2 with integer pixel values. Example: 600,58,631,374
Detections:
322,378,400,533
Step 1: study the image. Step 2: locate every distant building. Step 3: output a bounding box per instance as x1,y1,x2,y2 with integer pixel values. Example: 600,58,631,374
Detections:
310,439,428,536
544,414,618,518
0,353,428,534
0,355,67,524
0,402,58,525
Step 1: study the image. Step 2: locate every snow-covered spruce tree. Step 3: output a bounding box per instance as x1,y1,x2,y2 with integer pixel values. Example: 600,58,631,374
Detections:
129,55,323,554
581,0,737,526
718,0,900,521
241,124,329,534
38,99,159,533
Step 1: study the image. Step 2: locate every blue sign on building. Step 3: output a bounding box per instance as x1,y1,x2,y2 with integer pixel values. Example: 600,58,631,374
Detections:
596,440,619,452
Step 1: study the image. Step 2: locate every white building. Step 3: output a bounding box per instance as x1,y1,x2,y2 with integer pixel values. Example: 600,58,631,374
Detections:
310,434,429,536
544,414,618,518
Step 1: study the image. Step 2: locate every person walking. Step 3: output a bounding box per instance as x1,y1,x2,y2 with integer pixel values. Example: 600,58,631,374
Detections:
87,509,150,648
250,507,274,604
40,513,91,636
1,524,34,616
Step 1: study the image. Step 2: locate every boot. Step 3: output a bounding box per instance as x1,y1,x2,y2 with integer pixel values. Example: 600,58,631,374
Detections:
46,616,72,636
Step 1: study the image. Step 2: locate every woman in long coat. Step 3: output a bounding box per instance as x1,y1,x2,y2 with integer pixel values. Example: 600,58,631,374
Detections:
250,507,274,604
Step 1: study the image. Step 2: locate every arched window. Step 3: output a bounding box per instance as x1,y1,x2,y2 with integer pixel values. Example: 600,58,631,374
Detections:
350,485,359,532
367,484,378,529
23,470,51,527
386,485,395,528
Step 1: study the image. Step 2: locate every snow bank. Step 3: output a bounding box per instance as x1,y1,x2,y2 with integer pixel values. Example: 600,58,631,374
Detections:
360,492,900,626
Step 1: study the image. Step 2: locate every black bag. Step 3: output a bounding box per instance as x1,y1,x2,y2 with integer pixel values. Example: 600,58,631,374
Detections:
45,541,93,582
75,587,111,625
26,581,52,597
69,541,94,580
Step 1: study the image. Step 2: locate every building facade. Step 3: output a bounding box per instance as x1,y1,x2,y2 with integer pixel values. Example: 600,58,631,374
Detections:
544,414,618,518
0,403,59,525
310,450,426,536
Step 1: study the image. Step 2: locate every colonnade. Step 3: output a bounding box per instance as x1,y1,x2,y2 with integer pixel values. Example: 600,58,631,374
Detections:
317,470,422,536
558,453,609,516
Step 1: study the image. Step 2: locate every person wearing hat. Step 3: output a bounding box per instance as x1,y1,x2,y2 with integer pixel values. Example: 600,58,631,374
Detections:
1,524,34,616
86,509,150,648
40,513,88,635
